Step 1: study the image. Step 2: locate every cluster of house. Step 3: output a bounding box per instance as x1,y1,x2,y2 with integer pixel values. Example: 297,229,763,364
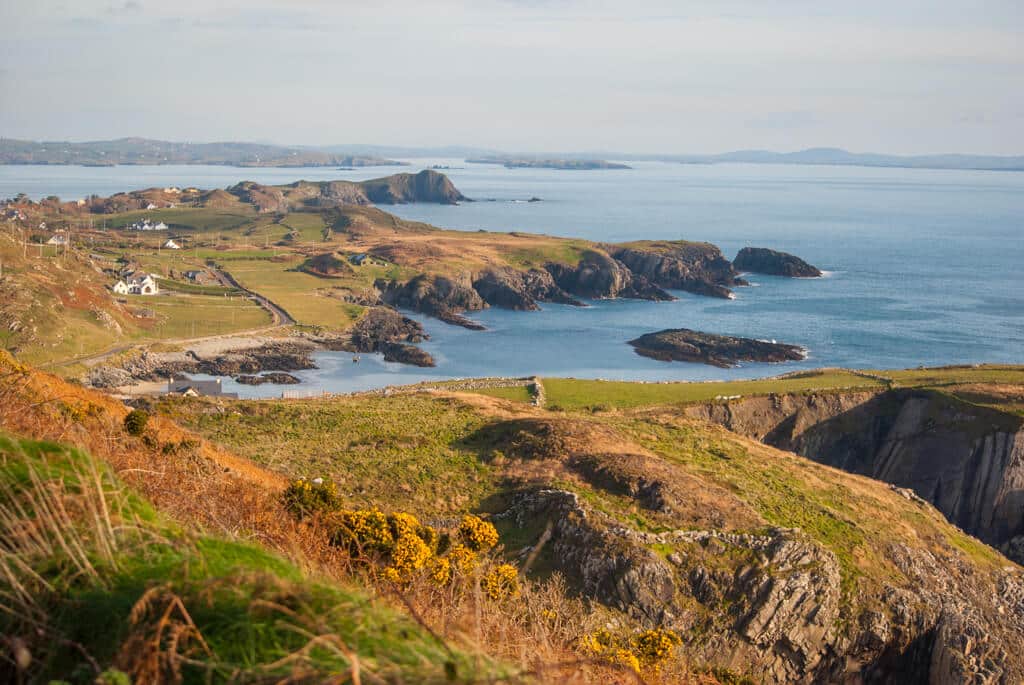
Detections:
127,218,168,231
112,270,160,296
3,206,27,222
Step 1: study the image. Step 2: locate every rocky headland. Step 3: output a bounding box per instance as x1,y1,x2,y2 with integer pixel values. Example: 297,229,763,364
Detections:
629,329,807,367
734,246,822,277
347,307,436,367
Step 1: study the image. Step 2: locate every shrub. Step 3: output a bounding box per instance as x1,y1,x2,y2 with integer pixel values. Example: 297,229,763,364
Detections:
458,514,499,552
482,563,520,601
582,626,681,674
282,477,341,518
123,409,149,436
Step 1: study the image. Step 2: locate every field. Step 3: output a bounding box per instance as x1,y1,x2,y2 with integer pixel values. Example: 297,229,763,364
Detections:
133,293,271,338
540,369,887,410
224,257,366,328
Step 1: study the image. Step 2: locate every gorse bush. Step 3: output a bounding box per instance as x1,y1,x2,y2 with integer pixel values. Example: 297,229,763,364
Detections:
282,477,341,517
582,627,682,674
290,497,521,597
123,409,149,436
458,513,499,552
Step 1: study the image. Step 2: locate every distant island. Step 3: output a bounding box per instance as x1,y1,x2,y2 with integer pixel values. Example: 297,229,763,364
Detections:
467,157,631,170
0,137,406,168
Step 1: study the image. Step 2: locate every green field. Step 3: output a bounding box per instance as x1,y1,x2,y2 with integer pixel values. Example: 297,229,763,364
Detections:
135,293,271,339
473,384,535,403
225,258,365,328
540,370,887,410
103,207,256,233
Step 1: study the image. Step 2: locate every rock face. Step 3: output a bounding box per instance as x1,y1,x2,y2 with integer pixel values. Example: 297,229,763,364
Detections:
629,328,807,367
686,389,1024,562
472,267,582,310
377,275,487,330
347,307,435,367
609,242,744,299
361,169,466,205
545,251,674,301
734,247,822,277
496,487,1024,684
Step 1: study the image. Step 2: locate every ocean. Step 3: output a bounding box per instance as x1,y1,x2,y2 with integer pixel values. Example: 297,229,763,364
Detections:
2,160,1022,398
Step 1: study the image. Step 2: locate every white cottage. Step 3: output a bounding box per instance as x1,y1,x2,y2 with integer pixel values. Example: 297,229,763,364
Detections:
163,239,181,249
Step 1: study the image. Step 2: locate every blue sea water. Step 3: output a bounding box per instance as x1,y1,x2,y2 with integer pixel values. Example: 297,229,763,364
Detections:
2,161,1022,398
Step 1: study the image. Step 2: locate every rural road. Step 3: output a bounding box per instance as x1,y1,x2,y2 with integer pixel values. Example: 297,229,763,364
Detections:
43,264,296,370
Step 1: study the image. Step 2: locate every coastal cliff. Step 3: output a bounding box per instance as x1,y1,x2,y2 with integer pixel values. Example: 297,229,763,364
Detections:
685,388,1024,562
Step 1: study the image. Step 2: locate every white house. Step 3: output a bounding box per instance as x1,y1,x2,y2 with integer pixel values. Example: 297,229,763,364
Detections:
47,234,69,246
163,239,181,249
146,203,158,210
127,218,168,231
113,272,160,295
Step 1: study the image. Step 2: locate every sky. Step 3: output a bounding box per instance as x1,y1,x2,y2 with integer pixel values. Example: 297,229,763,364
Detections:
1,0,1022,155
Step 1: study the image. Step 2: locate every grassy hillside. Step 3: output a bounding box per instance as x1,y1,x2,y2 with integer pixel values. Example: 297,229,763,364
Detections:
0,433,495,683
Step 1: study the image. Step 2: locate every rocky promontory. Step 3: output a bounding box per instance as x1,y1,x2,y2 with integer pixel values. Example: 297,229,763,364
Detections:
734,247,822,277
347,307,436,367
629,329,806,367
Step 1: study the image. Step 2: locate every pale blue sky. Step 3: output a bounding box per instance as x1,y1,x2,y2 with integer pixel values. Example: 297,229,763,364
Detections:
1,0,1021,154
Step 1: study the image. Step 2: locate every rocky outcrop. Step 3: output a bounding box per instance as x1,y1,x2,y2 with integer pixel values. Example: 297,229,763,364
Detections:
686,389,1024,562
377,275,486,330
734,247,822,277
497,485,1024,683
471,267,582,310
86,340,318,387
361,169,466,205
217,171,467,211
629,328,806,367
545,251,674,301
609,242,744,299
300,252,354,278
235,372,301,385
348,307,435,367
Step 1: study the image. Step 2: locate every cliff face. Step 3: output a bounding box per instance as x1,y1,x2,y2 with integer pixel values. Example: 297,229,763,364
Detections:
610,242,743,298
686,389,1024,562
361,169,466,205
477,415,1024,684
545,250,674,301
